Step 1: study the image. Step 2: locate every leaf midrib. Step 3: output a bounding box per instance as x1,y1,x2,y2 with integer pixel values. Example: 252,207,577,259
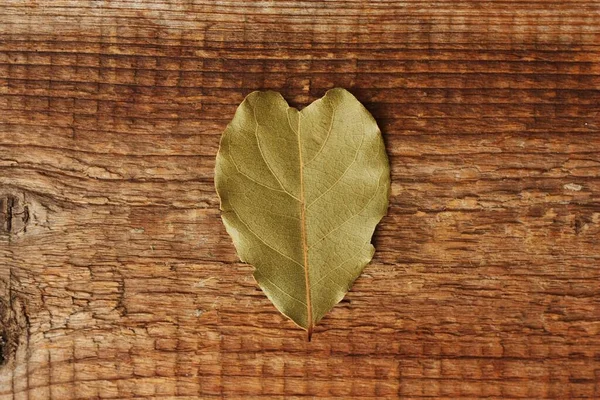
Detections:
296,110,313,341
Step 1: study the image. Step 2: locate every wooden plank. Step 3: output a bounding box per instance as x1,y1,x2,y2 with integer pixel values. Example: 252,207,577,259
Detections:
0,0,599,398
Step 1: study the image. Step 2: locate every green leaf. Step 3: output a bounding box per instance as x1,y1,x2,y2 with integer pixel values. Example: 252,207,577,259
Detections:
215,88,390,339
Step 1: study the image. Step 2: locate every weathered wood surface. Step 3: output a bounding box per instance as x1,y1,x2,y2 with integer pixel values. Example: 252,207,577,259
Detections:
1,0,599,398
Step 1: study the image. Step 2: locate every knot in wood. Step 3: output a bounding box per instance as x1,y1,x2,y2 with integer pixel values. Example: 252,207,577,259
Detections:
0,194,29,236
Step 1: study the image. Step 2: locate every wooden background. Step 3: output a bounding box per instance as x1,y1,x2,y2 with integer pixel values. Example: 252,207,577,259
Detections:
1,0,599,398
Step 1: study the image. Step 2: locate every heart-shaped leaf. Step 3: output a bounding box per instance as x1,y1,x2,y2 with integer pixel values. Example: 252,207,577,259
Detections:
215,88,390,339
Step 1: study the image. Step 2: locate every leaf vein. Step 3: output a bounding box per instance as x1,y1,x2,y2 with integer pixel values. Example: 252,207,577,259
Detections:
229,206,304,269
259,274,308,307
297,111,313,339
286,108,298,134
238,194,300,220
227,151,289,194
308,168,384,250
253,103,301,202
304,104,337,167
306,119,366,210
313,241,370,286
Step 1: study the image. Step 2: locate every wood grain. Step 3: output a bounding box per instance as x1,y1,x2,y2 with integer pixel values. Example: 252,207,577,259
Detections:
1,1,599,398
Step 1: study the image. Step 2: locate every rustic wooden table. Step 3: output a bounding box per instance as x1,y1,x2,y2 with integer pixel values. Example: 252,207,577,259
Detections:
1,1,599,399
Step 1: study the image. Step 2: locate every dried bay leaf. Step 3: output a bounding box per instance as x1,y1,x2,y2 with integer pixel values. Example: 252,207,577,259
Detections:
215,88,390,340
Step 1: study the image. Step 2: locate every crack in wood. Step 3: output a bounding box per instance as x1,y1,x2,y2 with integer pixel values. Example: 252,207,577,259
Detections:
0,295,28,369
0,332,6,366
5,196,13,234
